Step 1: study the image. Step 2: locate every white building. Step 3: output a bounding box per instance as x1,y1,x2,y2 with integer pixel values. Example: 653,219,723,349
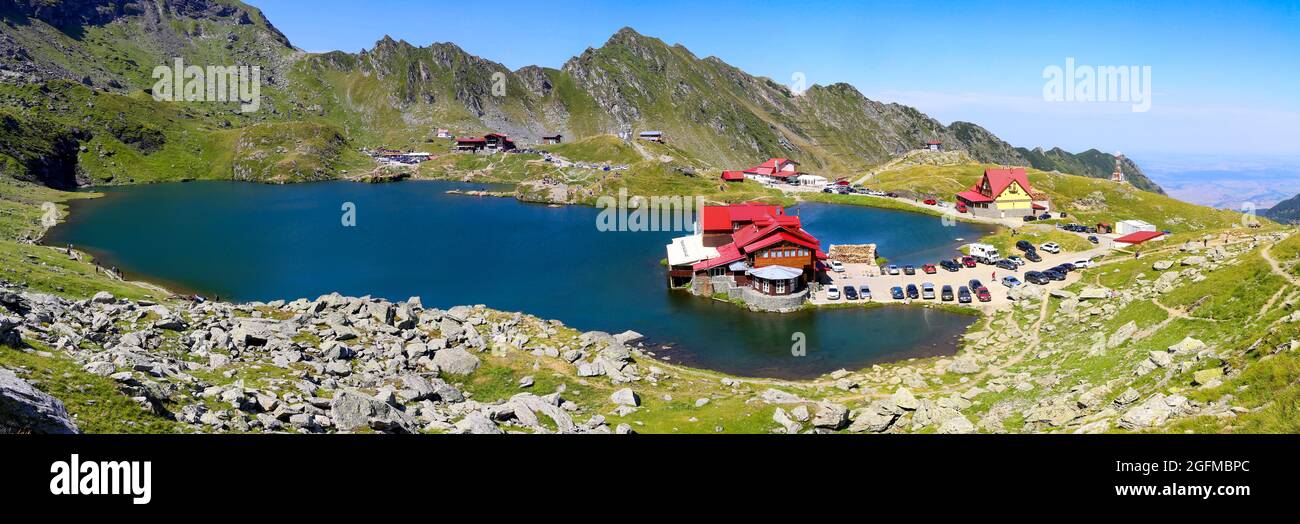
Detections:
796,174,828,187
1116,220,1157,235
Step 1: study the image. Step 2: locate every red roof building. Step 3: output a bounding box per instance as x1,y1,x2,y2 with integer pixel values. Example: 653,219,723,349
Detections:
955,167,1047,218
454,133,515,152
721,170,745,182
742,158,801,182
1113,231,1166,245
684,203,826,297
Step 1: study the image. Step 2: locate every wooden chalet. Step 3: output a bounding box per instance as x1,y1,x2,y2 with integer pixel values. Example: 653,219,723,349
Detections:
666,203,826,296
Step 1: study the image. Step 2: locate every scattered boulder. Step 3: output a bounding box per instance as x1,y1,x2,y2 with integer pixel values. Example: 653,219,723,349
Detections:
0,369,80,434
947,358,980,375
812,402,849,430
610,388,640,407
329,390,415,434
431,347,480,375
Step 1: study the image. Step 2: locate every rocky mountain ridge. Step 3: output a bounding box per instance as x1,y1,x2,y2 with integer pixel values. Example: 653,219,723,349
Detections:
1,1,1161,190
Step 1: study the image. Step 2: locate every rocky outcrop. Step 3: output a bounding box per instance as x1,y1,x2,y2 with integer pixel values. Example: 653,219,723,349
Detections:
0,368,80,434
0,281,648,435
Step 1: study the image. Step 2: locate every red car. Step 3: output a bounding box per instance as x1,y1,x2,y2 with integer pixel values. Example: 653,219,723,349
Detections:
956,203,968,213
923,199,938,205
976,288,992,302
962,256,977,268
922,263,937,274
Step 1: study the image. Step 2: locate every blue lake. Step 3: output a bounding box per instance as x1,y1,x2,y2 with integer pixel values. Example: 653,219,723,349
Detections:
49,180,995,379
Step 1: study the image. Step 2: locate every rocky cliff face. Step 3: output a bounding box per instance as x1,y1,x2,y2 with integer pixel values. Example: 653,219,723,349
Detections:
0,0,294,91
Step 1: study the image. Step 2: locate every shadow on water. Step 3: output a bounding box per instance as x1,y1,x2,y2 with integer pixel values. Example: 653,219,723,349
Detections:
47,180,991,379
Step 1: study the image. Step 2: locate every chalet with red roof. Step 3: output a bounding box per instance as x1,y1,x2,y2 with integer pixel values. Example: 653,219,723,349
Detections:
720,170,745,183
455,133,516,152
955,167,1050,219
743,158,800,184
925,140,942,152
665,202,826,310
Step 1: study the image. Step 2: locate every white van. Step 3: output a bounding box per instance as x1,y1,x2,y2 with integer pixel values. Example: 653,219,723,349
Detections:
968,243,1002,264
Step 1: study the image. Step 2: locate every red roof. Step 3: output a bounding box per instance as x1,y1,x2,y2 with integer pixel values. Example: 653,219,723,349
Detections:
957,167,1035,202
1114,231,1165,244
692,243,744,271
700,203,784,232
1032,203,1047,210
741,231,820,253
456,137,486,143
956,190,994,203
926,140,942,145
692,203,823,272
721,171,745,181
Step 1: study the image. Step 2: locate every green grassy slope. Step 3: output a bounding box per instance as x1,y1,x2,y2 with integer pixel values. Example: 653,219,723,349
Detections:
868,162,1247,232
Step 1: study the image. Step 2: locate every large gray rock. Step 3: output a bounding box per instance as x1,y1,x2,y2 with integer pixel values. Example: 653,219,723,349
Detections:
454,412,503,434
610,388,640,407
947,358,981,375
329,390,415,433
812,402,849,430
432,347,480,375
0,369,80,434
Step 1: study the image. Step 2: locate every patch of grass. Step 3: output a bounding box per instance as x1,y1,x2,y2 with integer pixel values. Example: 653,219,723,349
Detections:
0,342,185,433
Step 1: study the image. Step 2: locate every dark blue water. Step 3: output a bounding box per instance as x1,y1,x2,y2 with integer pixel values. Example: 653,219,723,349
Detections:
49,180,992,379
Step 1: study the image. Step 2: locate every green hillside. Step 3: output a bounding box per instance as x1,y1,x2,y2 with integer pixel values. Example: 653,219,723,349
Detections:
868,162,1246,232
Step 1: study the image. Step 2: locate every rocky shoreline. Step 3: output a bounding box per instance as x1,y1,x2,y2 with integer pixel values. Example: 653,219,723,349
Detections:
0,282,660,434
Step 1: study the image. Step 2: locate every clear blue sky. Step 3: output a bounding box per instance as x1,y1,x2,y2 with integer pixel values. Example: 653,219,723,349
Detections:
252,0,1299,158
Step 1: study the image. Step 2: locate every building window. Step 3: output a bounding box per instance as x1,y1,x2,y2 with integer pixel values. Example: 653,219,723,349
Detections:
776,280,786,294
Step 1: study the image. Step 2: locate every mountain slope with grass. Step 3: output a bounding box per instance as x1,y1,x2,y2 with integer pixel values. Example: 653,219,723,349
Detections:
1,1,1162,192
1264,193,1300,225
867,161,1244,231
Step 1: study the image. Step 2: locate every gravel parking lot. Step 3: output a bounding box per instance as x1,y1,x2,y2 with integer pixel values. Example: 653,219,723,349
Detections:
810,244,1111,309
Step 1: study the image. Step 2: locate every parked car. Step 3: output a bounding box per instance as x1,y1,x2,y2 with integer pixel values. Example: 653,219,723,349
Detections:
822,187,835,194
1054,262,1076,273
968,279,985,292
940,259,961,272
958,286,972,303
1073,259,1095,269
922,263,937,274
886,192,899,198
1024,250,1042,263
826,286,841,300
831,260,846,273
1043,269,1066,281
858,285,872,300
961,256,977,268
1002,276,1022,288
1039,213,1052,220
906,284,920,299
903,265,916,275
976,288,992,302
888,265,901,275
1007,255,1026,267
941,285,955,302
1087,235,1100,244
845,286,860,300
890,286,905,300
996,259,1019,271
1023,214,1037,222
1025,271,1050,285
1041,242,1062,254
921,283,936,300
923,199,938,205
956,203,968,214
1016,240,1034,252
